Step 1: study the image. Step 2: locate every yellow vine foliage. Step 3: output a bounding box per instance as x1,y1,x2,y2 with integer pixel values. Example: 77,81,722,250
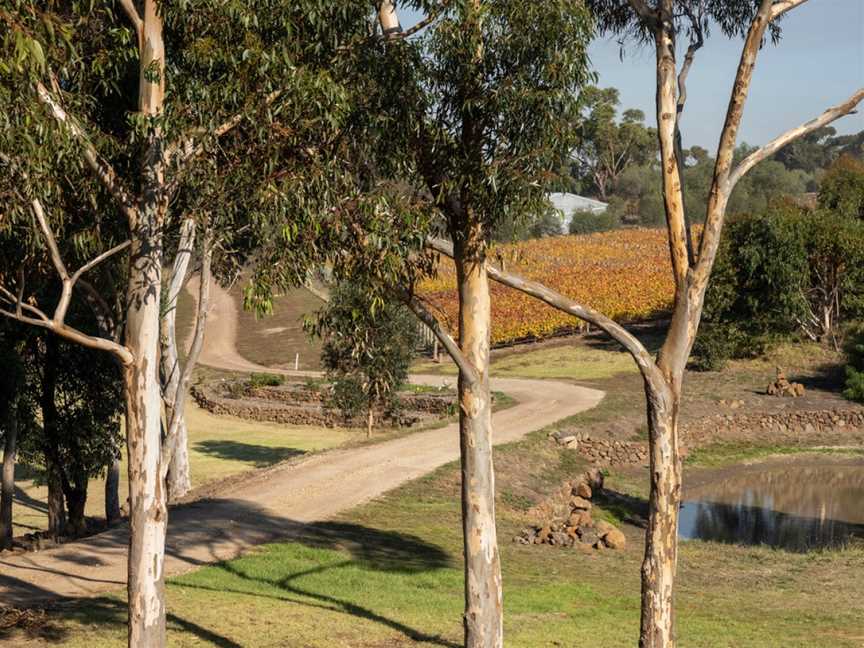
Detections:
418,228,675,345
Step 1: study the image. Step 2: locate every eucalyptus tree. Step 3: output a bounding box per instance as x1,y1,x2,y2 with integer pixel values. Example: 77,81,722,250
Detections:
573,86,658,201
423,1,863,646
365,3,594,646
0,2,373,645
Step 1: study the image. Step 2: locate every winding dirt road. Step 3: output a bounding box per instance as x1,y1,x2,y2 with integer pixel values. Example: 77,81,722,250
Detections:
0,281,603,606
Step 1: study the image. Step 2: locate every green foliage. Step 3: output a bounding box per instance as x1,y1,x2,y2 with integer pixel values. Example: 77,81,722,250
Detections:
249,373,285,388
694,200,864,369
568,209,619,235
306,283,418,429
819,156,864,220
843,326,864,404
570,86,657,201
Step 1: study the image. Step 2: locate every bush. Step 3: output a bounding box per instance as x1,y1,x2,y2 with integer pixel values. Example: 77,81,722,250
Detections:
568,209,618,235
819,155,864,220
843,326,864,403
249,372,285,388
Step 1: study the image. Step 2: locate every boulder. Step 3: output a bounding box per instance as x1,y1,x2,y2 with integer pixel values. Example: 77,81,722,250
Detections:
573,482,592,499
570,496,592,510
603,528,627,550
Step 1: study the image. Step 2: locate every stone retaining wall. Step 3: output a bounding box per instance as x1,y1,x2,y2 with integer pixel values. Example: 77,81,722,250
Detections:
553,405,864,467
190,382,454,428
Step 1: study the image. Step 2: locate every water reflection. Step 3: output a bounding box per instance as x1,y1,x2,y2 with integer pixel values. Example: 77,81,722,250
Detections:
679,460,864,551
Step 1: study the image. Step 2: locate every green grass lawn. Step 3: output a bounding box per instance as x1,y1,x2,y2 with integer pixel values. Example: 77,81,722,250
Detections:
11,431,864,647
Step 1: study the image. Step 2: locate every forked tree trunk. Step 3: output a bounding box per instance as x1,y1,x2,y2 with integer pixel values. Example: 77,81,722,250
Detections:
105,454,122,524
1,402,18,550
454,241,503,648
161,217,195,502
640,380,681,648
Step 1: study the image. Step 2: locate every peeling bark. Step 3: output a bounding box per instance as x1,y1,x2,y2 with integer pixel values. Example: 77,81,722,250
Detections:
124,230,168,648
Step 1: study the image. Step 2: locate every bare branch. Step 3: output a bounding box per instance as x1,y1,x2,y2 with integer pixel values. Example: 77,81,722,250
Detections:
70,240,131,285
0,305,133,365
770,0,810,20
31,199,69,282
399,289,481,386
729,89,864,191
34,82,138,224
426,238,663,385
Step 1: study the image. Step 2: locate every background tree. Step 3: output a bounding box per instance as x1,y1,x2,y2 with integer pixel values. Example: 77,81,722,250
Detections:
308,281,418,437
818,155,864,219
571,86,658,201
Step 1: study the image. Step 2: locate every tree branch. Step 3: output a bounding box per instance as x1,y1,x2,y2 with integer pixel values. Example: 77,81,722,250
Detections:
34,82,138,224
398,288,481,386
426,238,663,385
70,240,131,285
6,199,134,364
770,0,810,20
728,89,864,191
118,0,143,47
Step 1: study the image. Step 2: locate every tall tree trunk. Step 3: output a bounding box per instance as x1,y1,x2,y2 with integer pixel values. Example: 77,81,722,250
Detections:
1,402,18,550
161,217,195,502
105,453,122,524
124,244,167,647
366,407,374,438
454,242,503,648
639,380,681,648
125,2,169,645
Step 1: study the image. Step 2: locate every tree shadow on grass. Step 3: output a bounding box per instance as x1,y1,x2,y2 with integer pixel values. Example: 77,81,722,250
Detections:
1,596,244,647
193,440,306,468
1,500,457,647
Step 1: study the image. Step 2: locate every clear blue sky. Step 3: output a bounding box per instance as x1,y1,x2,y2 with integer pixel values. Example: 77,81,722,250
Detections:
400,2,863,149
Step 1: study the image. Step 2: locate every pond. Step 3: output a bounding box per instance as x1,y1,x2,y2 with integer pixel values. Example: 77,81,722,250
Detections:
679,456,864,551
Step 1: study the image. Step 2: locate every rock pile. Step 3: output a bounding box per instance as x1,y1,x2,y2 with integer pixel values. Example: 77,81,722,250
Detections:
514,470,627,551
766,367,805,397
550,431,648,466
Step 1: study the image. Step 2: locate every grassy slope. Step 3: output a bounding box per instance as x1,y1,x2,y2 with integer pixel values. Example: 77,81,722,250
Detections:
7,340,864,647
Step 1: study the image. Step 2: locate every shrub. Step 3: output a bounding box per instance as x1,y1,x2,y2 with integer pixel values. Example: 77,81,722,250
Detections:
843,326,864,404
249,372,285,388
819,155,864,220
568,209,618,235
